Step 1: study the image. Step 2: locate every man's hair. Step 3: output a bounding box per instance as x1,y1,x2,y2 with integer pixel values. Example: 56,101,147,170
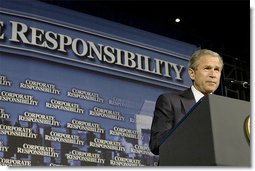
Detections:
188,49,224,70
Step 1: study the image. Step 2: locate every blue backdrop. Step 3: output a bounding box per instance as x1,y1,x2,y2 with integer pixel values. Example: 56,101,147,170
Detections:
0,0,198,166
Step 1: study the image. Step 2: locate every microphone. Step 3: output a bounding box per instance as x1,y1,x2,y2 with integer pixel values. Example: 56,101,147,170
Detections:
224,78,250,89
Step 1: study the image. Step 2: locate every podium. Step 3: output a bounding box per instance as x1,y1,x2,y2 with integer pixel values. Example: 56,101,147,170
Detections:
159,94,250,166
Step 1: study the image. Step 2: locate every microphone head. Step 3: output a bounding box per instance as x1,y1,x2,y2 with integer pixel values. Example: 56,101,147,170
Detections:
223,78,235,87
224,78,249,89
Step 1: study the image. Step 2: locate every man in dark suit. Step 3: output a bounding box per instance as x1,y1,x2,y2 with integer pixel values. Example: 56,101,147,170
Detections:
149,49,224,155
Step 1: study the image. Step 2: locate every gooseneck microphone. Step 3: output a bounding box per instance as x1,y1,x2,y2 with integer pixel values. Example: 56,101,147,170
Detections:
224,78,250,89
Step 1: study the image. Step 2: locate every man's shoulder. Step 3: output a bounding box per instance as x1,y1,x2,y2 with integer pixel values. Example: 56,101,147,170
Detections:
160,88,192,97
157,88,194,104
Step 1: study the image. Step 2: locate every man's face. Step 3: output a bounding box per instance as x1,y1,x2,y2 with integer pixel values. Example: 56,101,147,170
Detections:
188,55,222,95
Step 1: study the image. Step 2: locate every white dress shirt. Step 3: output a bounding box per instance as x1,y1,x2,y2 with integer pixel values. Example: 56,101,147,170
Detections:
191,85,204,102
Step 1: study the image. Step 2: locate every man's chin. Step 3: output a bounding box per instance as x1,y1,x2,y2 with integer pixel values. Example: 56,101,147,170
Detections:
205,88,216,94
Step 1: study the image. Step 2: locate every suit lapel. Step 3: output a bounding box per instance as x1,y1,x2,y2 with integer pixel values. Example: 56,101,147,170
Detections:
180,88,196,114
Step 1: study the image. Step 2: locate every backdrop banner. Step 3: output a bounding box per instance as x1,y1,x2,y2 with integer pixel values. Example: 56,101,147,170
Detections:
0,0,197,166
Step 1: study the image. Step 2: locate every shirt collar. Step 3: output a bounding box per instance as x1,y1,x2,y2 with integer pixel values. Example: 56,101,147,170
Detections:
191,85,204,102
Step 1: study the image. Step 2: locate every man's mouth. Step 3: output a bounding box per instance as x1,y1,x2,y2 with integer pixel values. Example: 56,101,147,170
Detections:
207,81,216,84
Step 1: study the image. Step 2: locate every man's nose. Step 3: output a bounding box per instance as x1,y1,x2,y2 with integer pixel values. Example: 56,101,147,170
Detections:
209,70,217,77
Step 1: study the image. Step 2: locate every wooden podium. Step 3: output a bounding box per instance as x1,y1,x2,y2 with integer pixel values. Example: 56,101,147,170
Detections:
159,94,250,166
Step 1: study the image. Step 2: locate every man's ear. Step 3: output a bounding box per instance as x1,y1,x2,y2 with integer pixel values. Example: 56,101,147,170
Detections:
188,68,195,81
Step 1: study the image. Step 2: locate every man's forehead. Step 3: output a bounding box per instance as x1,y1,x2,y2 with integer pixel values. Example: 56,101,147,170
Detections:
198,56,221,67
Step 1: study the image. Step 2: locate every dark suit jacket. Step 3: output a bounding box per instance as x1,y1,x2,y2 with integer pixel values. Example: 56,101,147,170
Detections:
149,88,196,155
